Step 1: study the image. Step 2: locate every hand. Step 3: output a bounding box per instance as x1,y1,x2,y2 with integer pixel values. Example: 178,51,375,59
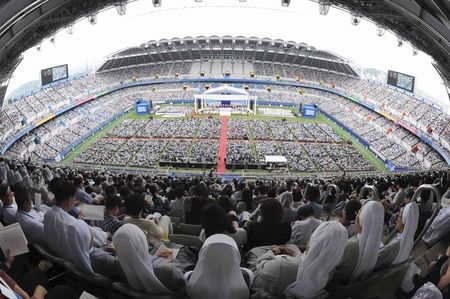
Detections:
272,246,282,255
278,245,300,257
103,245,115,253
5,249,14,268
156,248,173,259
446,246,450,257
74,200,82,206
33,285,48,299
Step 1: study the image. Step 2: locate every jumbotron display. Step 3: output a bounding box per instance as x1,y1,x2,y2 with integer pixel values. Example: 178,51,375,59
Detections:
40,64,69,86
387,70,415,93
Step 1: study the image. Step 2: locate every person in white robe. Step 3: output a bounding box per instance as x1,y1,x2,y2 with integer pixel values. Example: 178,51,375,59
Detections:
376,202,419,269
14,182,46,245
186,234,252,299
285,221,348,299
422,204,450,246
113,223,180,295
330,200,385,285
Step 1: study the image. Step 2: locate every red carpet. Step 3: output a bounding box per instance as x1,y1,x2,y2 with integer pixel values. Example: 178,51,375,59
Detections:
217,117,228,174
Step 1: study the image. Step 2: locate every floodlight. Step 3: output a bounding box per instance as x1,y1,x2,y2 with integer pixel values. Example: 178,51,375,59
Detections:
36,44,41,51
87,14,97,25
281,0,290,7
195,0,202,2
66,24,74,34
351,14,361,26
376,26,385,37
239,0,246,2
412,47,418,56
397,38,404,47
50,36,55,43
116,2,127,16
152,0,161,7
319,0,330,15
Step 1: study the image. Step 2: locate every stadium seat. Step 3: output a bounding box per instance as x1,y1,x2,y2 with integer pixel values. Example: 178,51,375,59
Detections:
179,223,202,236
63,261,114,289
169,234,204,248
31,244,69,267
326,262,410,299
112,281,184,299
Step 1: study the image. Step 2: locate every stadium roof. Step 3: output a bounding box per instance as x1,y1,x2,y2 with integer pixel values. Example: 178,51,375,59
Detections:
1,0,450,99
96,36,359,77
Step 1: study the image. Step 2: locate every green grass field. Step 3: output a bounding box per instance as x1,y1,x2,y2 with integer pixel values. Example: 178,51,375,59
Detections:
62,107,387,172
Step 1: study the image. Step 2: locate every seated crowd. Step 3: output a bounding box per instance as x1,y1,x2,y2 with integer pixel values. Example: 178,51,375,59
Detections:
0,157,449,298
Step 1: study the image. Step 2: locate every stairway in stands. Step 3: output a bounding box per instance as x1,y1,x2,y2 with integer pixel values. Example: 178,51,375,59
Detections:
216,117,228,174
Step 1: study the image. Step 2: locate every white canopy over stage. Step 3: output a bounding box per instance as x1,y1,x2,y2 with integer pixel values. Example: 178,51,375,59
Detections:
194,85,257,115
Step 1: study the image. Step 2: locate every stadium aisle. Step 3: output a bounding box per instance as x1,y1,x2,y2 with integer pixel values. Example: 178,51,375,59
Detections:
216,116,228,174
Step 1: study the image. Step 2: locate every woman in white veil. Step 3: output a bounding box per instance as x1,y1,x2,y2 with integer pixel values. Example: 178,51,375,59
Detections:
393,202,419,265
112,223,174,295
285,221,348,299
186,233,251,299
350,200,385,282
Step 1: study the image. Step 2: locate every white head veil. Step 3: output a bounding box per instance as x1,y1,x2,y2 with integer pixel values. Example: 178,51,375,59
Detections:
112,224,172,295
350,200,384,282
186,234,249,299
67,221,94,274
285,221,348,299
393,202,419,265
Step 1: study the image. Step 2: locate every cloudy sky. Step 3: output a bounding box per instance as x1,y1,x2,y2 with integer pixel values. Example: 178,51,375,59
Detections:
6,0,449,107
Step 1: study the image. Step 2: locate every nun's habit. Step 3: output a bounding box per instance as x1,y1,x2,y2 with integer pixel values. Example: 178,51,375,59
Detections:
285,221,348,299
186,234,251,299
113,224,174,295
330,200,385,285
376,202,419,269
349,200,385,282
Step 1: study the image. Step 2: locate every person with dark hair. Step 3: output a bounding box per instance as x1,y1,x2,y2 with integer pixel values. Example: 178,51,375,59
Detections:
217,195,234,214
184,184,209,225
44,178,123,279
123,192,165,245
148,184,166,210
244,198,291,251
94,195,123,236
0,182,16,225
290,204,322,246
168,186,185,220
15,182,46,245
73,175,94,204
304,184,322,219
339,199,362,238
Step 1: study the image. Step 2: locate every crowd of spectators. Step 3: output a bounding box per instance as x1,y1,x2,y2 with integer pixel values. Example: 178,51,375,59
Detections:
0,156,448,298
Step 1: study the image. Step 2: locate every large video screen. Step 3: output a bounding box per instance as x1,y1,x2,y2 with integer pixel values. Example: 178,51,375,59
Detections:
387,70,415,93
41,64,69,86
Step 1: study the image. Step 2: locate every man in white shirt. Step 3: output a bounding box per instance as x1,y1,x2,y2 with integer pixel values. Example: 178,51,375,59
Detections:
43,178,124,280
14,182,46,246
0,183,17,225
290,205,322,246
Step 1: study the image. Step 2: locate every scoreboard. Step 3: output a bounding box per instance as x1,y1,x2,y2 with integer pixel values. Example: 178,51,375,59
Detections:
41,64,69,86
387,70,415,93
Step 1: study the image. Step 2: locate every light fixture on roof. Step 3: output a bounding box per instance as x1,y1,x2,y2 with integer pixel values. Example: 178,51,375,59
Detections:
351,14,361,26
50,36,56,43
195,0,202,2
87,14,97,25
397,38,404,47
239,0,246,2
36,44,41,51
412,47,418,56
319,0,330,15
281,0,290,7
376,26,385,37
152,0,161,7
65,24,74,34
116,2,127,16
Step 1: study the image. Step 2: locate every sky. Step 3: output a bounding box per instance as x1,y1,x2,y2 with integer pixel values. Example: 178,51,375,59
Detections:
6,0,449,107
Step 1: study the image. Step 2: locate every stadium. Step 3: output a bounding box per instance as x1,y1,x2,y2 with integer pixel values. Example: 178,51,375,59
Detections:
0,1,449,299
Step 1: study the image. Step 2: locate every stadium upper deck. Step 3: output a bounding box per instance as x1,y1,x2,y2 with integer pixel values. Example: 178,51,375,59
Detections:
97,36,359,77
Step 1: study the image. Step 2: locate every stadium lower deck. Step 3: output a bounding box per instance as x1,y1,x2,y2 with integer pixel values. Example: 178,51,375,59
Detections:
63,106,386,175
